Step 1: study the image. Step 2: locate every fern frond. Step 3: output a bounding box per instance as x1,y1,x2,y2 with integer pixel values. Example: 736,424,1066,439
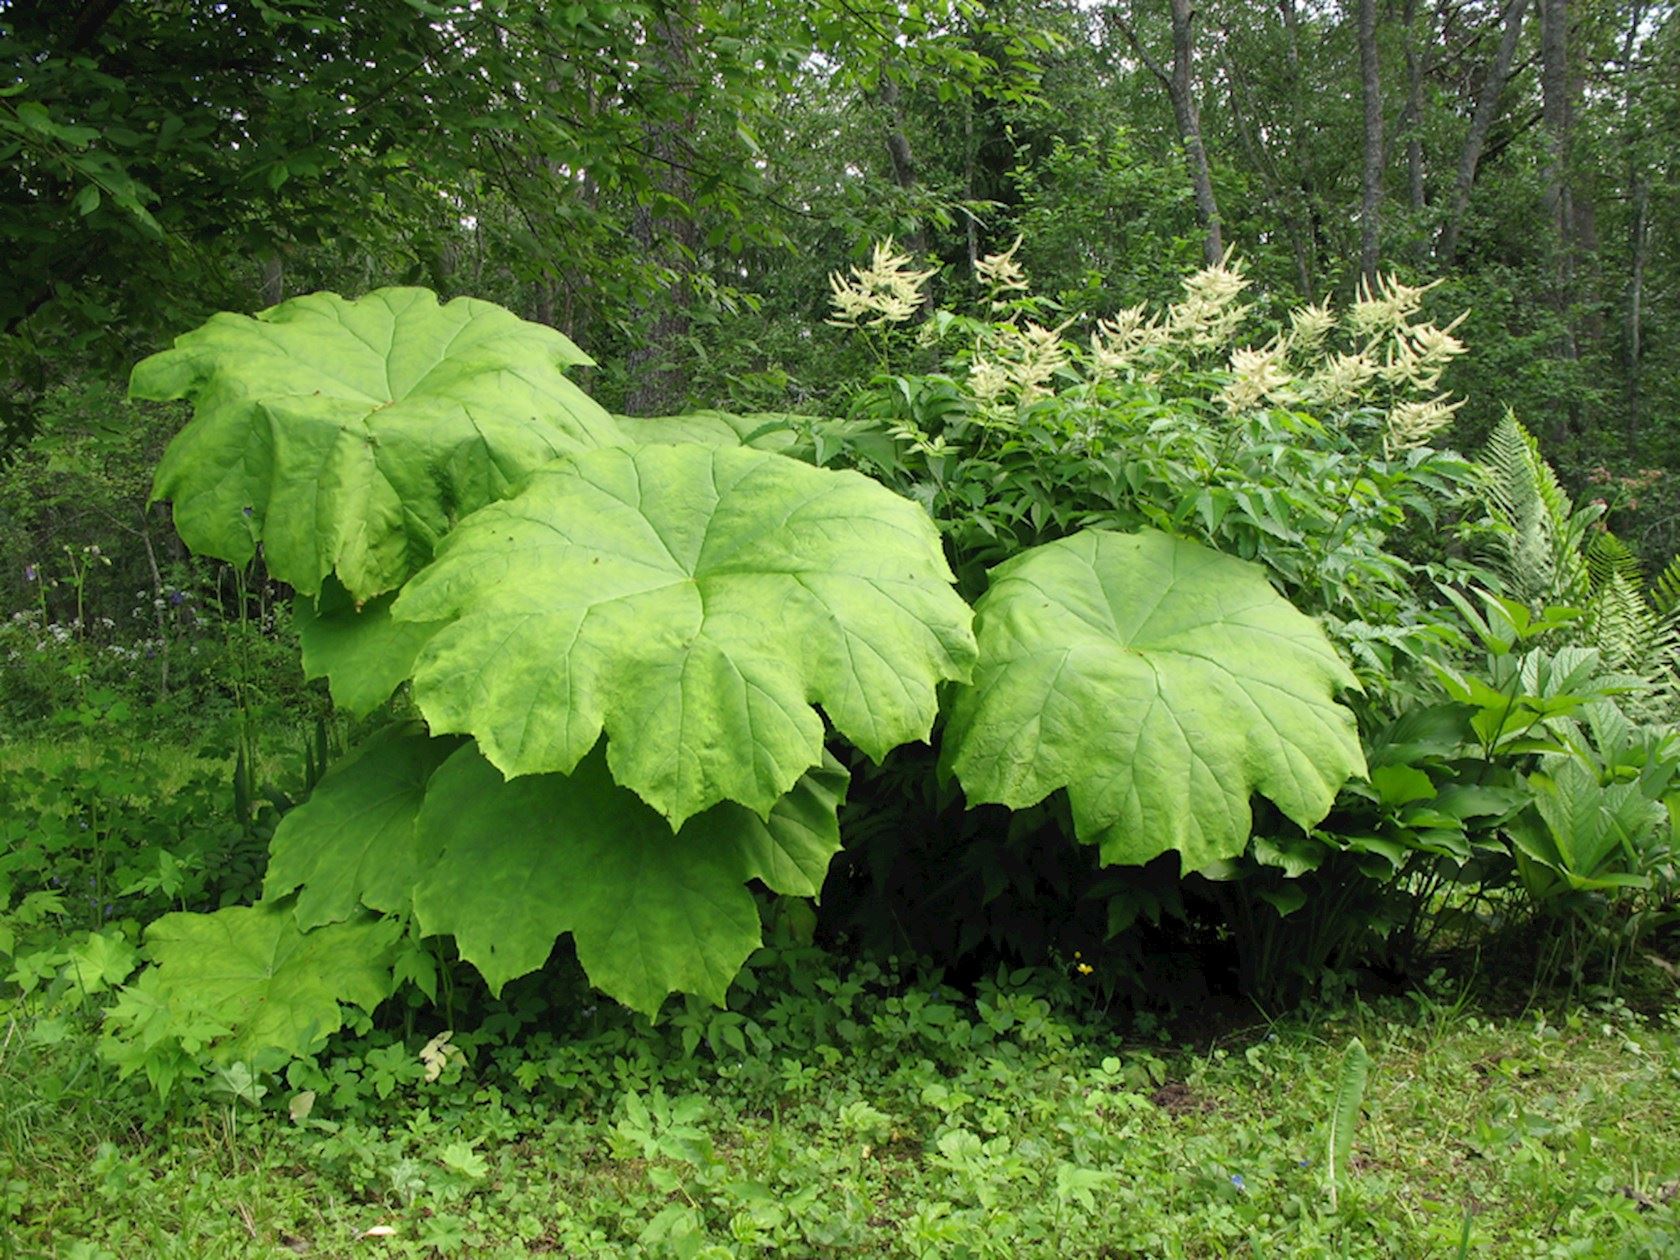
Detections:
1478,412,1597,606
1650,555,1680,618
1586,571,1656,675
1586,531,1643,593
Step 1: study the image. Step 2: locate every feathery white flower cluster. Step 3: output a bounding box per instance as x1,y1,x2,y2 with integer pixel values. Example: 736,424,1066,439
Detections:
1379,314,1467,392
827,238,935,328
1287,300,1336,351
1166,253,1251,348
968,320,1072,408
1218,342,1294,414
1090,305,1170,380
828,235,1472,460
1348,274,1438,337
975,237,1030,305
1383,395,1465,457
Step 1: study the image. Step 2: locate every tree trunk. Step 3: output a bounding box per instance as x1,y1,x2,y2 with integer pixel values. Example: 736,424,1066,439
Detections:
1625,168,1648,447
1400,0,1427,230
1437,0,1528,265
1171,0,1224,265
1357,0,1384,288
1619,0,1650,446
1111,1,1223,265
1539,0,1577,440
1279,0,1325,283
623,8,697,416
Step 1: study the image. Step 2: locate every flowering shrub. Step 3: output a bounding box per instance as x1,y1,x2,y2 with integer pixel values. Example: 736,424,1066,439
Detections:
816,243,1493,709
87,284,1380,1087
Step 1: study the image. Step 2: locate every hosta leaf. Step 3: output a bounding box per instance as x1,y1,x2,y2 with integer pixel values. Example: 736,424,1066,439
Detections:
944,529,1364,871
410,743,848,1012
264,724,462,927
137,904,399,1061
294,577,444,715
393,443,974,825
134,287,625,600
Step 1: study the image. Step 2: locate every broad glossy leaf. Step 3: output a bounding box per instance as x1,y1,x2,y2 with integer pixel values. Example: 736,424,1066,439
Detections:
410,743,848,1012
944,529,1364,870
135,287,625,600
138,904,399,1060
393,443,975,824
294,577,443,715
264,725,462,927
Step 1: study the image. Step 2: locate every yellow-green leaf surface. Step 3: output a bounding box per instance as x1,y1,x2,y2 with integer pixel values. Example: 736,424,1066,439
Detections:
393,443,975,825
615,409,808,457
134,288,624,600
263,725,461,927
944,529,1364,871
410,744,848,1012
139,904,399,1060
294,577,443,715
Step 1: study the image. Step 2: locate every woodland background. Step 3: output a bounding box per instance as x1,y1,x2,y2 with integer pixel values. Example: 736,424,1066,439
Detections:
2,0,1676,577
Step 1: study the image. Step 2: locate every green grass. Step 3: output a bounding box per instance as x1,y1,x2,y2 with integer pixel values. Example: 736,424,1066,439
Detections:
3,958,1678,1259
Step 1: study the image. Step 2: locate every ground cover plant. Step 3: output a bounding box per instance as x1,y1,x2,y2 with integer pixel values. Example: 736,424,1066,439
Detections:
4,949,1680,1257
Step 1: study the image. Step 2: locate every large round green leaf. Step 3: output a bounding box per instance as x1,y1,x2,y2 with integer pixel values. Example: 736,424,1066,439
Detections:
392,443,975,825
133,287,625,600
293,578,444,716
132,904,399,1062
263,725,462,928
410,744,849,1013
943,529,1365,871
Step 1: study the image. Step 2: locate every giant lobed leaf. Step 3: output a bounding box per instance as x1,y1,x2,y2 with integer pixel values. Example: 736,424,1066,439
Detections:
134,287,625,600
392,442,975,825
615,409,809,457
943,529,1365,871
410,744,848,1012
137,904,399,1061
293,577,444,715
263,724,462,927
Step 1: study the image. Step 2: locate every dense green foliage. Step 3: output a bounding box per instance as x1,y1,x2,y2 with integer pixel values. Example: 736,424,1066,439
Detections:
3,2,1680,1249
72,283,1396,1073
